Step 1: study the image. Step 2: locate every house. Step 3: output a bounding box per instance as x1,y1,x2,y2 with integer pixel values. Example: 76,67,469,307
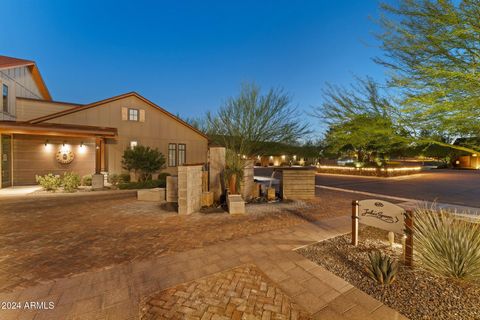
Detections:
0,55,209,188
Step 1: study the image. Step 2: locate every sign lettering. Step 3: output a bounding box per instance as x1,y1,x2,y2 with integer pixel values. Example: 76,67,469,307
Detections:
357,199,405,234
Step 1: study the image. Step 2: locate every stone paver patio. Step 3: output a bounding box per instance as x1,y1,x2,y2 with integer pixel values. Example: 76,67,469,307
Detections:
0,190,408,319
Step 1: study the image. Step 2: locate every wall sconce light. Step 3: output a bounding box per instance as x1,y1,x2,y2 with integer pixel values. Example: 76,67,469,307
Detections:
78,142,86,154
60,143,71,154
44,140,52,152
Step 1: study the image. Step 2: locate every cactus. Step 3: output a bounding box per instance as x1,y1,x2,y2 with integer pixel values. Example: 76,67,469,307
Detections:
365,251,398,286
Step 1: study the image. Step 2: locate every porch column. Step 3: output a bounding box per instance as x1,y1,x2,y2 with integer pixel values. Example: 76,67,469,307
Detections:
92,138,105,190
95,138,103,174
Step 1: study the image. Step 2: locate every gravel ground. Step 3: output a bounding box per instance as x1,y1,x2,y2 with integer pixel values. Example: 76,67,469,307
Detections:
297,226,480,320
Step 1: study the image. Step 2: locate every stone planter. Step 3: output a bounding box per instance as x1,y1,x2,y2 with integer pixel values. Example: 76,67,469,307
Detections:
227,194,245,214
137,188,166,202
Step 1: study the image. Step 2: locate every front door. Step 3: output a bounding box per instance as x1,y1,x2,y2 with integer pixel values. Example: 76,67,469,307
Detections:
1,134,12,188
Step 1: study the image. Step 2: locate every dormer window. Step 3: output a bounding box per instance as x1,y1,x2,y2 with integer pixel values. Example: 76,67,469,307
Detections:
128,108,139,121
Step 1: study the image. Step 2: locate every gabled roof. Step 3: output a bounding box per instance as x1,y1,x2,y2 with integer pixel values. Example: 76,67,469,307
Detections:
0,55,52,101
28,92,209,140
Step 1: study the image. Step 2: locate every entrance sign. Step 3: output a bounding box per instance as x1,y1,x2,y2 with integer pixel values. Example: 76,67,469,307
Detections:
351,199,414,267
358,199,405,234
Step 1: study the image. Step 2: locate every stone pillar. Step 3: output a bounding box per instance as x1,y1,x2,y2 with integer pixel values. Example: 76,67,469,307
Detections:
241,159,255,201
178,165,203,215
166,176,178,202
209,147,226,202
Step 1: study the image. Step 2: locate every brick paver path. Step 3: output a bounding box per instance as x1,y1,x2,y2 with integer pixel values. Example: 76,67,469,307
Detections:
0,193,307,292
0,214,408,320
140,264,310,320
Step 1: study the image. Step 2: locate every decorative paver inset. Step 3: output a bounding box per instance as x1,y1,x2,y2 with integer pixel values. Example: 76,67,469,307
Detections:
140,264,311,320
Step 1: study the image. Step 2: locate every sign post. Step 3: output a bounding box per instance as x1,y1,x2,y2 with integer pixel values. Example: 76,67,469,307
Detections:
352,200,359,246
351,199,414,267
404,209,414,267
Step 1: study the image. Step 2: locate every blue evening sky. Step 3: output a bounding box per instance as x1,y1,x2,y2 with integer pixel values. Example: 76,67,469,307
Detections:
1,0,389,137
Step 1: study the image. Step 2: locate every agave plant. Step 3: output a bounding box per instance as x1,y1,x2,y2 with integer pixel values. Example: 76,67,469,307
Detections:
365,251,398,286
413,206,480,281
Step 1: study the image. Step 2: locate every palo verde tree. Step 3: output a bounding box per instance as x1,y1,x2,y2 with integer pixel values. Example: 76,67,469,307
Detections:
376,0,480,153
312,78,409,164
207,83,310,192
207,83,310,157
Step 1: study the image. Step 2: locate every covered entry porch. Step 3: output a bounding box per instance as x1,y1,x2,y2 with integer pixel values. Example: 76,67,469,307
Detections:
0,121,117,187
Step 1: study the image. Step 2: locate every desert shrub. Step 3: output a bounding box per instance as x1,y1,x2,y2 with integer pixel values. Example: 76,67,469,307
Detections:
36,173,62,192
62,172,81,192
365,251,398,286
118,179,166,190
82,175,92,186
413,206,480,280
119,173,131,183
122,145,166,182
108,173,120,186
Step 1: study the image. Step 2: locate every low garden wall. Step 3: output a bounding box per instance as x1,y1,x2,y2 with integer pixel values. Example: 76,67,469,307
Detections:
317,165,421,177
280,168,316,200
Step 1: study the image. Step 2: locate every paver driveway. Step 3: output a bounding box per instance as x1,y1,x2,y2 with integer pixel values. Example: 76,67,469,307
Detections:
0,189,379,292
0,190,407,319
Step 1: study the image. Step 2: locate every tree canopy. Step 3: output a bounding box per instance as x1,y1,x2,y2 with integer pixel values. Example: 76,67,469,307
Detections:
312,78,409,163
314,0,480,159
376,0,480,149
206,83,310,157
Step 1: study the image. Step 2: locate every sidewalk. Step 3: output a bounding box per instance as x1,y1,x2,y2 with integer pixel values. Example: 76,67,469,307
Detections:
0,216,407,320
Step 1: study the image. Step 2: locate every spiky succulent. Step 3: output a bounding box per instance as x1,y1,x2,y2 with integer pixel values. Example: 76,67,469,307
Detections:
413,206,480,281
365,251,398,286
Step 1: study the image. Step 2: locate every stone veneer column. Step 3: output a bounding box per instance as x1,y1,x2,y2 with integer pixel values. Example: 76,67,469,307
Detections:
178,165,203,215
241,159,255,201
166,176,178,202
208,147,226,202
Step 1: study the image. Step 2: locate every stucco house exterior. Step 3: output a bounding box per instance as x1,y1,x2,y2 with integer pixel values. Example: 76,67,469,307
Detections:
0,55,209,187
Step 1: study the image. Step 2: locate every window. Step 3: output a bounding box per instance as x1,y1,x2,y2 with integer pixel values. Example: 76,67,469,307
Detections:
130,141,138,149
168,143,177,166
128,108,139,121
178,144,186,166
2,85,8,113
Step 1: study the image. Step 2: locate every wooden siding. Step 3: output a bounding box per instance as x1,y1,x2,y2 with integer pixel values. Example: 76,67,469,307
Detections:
12,135,95,185
0,66,44,120
43,95,208,174
15,99,78,122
